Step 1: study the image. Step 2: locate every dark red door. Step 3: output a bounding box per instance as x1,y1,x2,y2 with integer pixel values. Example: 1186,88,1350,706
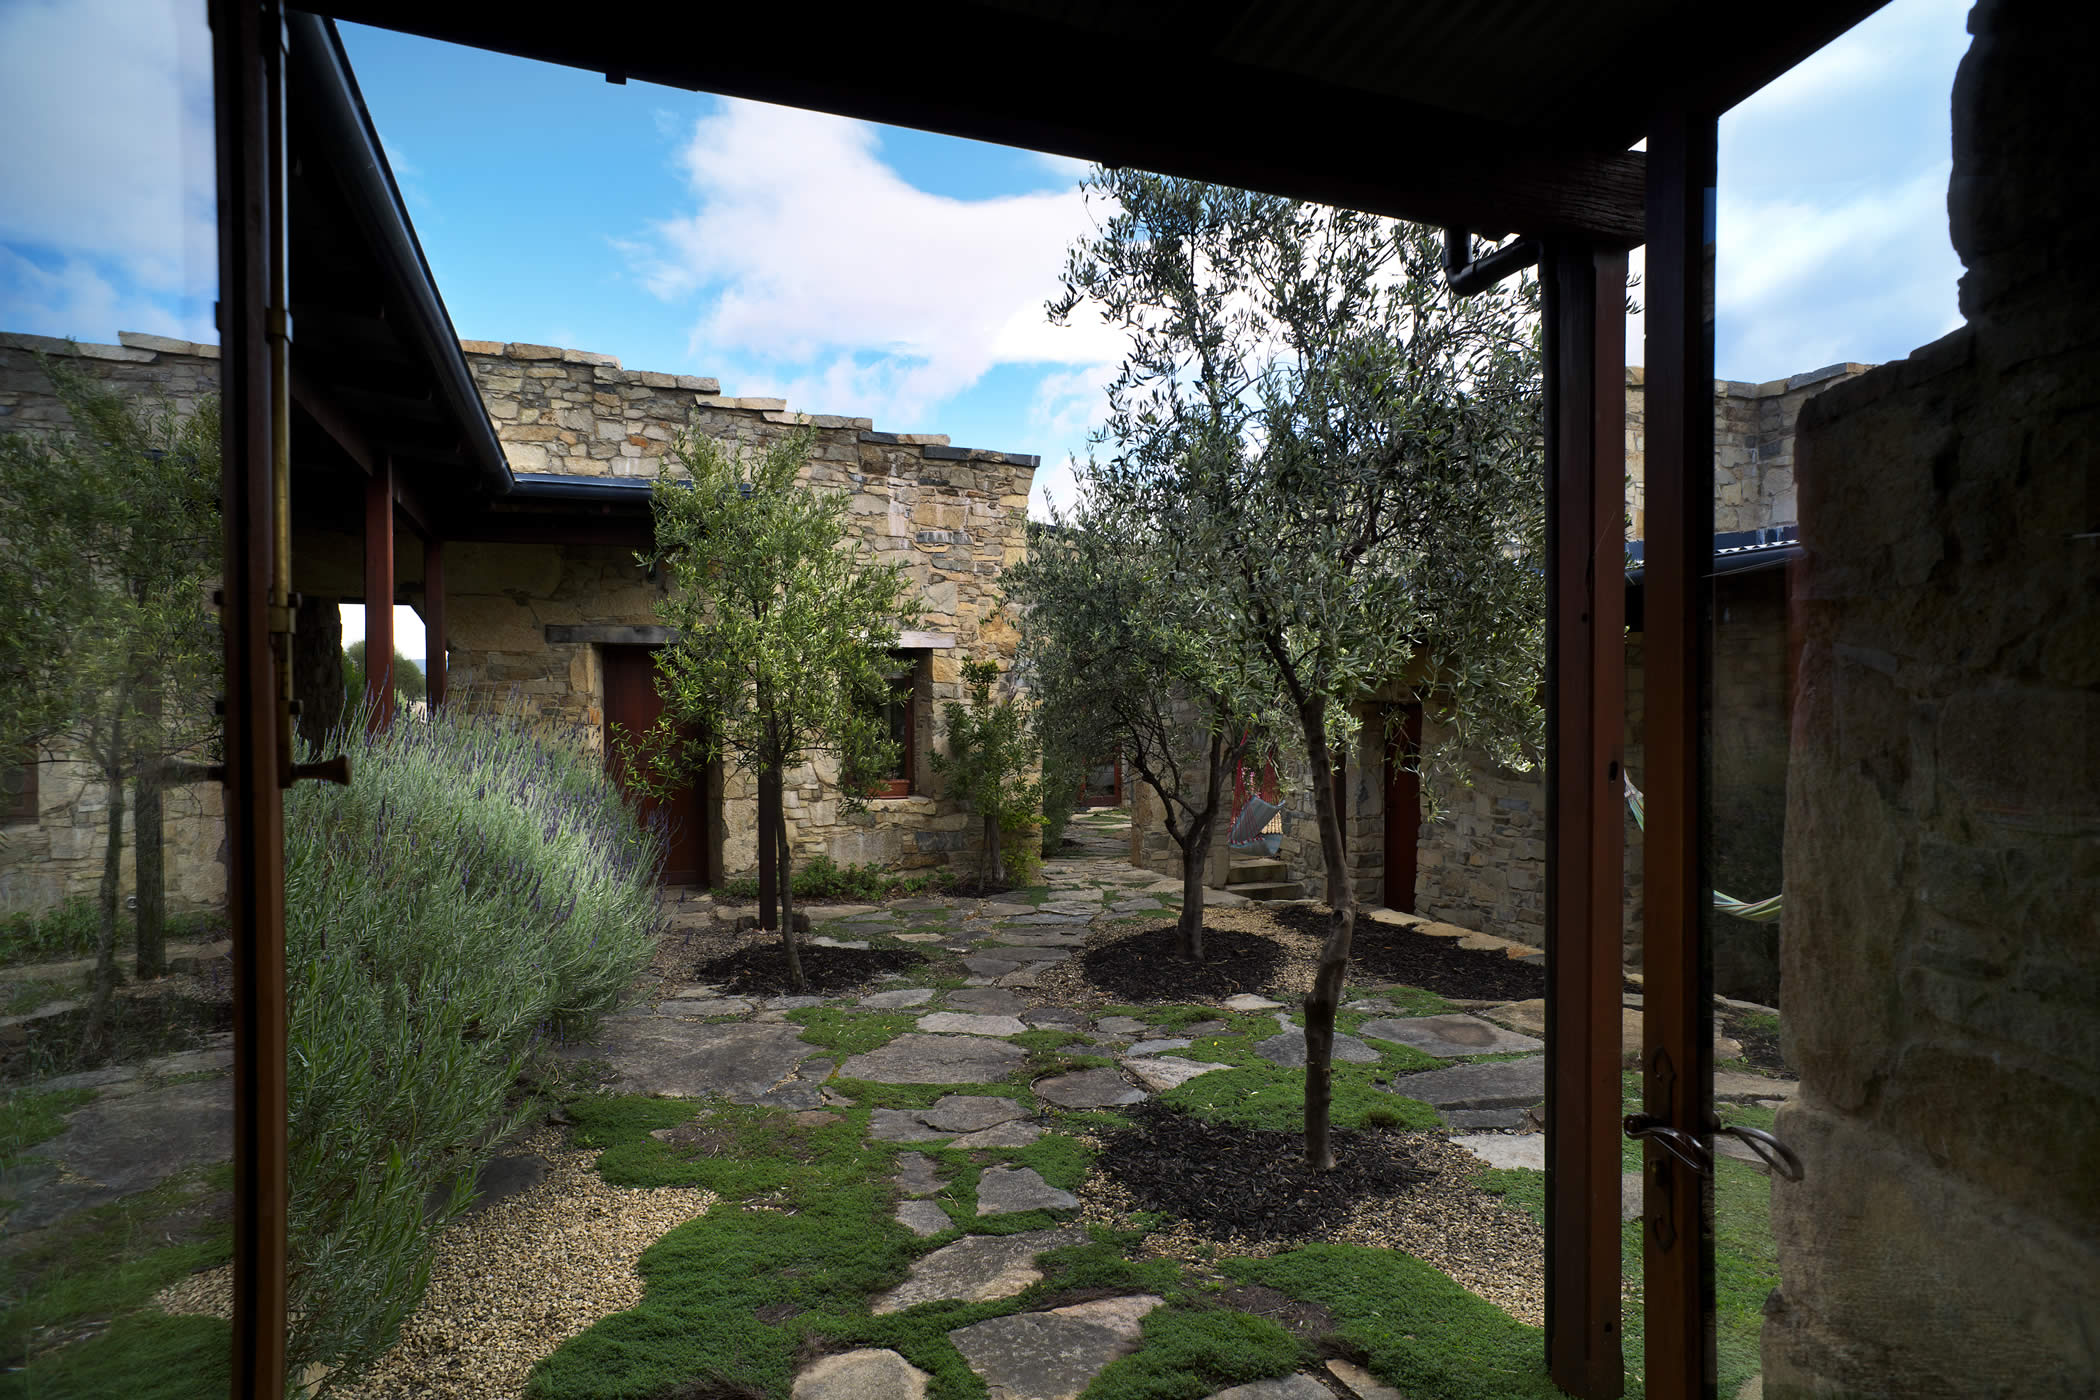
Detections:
602,646,708,885
1383,703,1423,911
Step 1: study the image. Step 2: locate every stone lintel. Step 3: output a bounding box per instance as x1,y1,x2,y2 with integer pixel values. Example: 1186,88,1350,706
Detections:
897,631,958,650
543,624,678,645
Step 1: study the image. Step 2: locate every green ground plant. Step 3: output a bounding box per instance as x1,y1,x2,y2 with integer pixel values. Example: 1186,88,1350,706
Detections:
279,704,661,1390
716,853,958,902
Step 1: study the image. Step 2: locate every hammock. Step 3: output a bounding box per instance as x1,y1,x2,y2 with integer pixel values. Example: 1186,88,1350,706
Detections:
1227,794,1282,852
1623,779,1785,923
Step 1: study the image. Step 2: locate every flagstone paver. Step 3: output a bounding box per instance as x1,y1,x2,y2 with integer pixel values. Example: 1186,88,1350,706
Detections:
895,1200,952,1237
840,1033,1027,1084
1385,1055,1547,1110
1096,1016,1148,1034
947,1294,1162,1400
1449,1131,1546,1170
893,1152,942,1197
859,987,936,1009
1126,1037,1193,1056
976,1165,1078,1214
1203,1378,1333,1400
1253,1026,1379,1067
1122,1058,1233,1093
1357,1015,1544,1058
565,1019,815,1102
792,1347,930,1400
951,1120,1045,1149
1034,1068,1146,1108
943,987,1026,1014
872,1226,1091,1314
7,1077,233,1230
1325,1359,1408,1400
917,1095,1030,1132
657,997,755,1018
1022,1008,1086,1029
868,1109,953,1142
1222,994,1283,1012
964,955,1028,978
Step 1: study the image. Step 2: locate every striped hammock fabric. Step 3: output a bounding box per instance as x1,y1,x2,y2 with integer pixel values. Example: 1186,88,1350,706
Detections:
1622,780,1785,923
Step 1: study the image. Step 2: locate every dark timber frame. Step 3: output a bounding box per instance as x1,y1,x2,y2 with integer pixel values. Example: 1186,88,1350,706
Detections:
1638,108,1722,1398
202,4,1887,1394
1542,240,1631,1397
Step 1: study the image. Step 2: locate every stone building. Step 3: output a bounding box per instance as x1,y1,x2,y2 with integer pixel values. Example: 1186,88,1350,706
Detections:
0,329,1039,910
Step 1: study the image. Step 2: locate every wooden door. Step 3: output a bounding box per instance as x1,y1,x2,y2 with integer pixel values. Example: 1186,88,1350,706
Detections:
1382,703,1422,911
602,646,708,885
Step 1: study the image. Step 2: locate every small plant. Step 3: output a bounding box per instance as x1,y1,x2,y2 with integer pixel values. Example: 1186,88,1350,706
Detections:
714,854,956,902
0,897,101,966
931,660,1040,889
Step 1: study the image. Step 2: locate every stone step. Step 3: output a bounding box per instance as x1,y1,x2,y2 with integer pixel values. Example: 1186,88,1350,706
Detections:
1224,880,1303,902
1227,857,1287,884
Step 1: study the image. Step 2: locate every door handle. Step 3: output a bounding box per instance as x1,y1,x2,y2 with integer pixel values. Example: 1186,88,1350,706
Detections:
1623,1113,1712,1175
1712,1121,1804,1181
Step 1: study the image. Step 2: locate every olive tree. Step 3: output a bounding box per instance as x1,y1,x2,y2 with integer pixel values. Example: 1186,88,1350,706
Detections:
0,354,220,1040
629,426,917,990
1055,170,1544,1167
1007,502,1276,957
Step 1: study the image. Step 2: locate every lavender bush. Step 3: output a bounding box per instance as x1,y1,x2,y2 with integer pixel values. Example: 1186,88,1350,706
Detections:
281,703,662,1388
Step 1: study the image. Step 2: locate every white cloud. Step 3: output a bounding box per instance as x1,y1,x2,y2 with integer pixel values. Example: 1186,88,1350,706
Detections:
0,0,217,333
622,98,1126,426
0,247,214,346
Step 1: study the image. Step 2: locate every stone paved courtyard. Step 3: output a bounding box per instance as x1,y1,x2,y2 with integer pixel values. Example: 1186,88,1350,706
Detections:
10,809,1794,1399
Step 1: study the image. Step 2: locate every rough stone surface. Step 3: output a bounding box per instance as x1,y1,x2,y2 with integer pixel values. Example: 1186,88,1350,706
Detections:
657,997,755,1018
895,1200,952,1237
1096,1017,1148,1034
1253,1027,1379,1067
1356,1015,1543,1058
1714,1071,1794,1101
918,1095,1030,1133
840,1034,1027,1085
871,1227,1089,1314
13,1078,232,1228
1126,1038,1193,1057
964,956,1025,978
860,988,936,1009
918,1011,1029,1038
868,1109,951,1143
1122,1058,1232,1093
1222,995,1282,1012
1202,1378,1331,1400
569,1020,813,1102
976,1165,1078,1215
792,1347,931,1400
1033,1068,1146,1108
947,1295,1162,1400
1325,1358,1407,1400
1449,1132,1545,1171
1385,1056,1545,1109
943,987,1026,1015
949,1120,1045,1149
894,1152,941,1197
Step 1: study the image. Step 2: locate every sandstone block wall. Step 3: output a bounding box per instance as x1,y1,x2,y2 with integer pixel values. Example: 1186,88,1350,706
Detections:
1764,3,2100,1388
447,341,1039,876
0,333,229,915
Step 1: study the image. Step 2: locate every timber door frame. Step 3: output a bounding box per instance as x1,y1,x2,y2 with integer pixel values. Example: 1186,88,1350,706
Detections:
1381,702,1423,912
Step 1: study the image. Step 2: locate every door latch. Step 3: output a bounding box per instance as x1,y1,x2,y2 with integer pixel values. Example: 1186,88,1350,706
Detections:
1711,1120,1804,1181
1623,1113,1712,1175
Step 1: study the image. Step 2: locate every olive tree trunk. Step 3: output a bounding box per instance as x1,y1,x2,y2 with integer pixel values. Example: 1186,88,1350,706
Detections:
1175,727,1230,960
775,788,804,992
83,711,127,1058
135,683,166,980
1294,696,1357,1171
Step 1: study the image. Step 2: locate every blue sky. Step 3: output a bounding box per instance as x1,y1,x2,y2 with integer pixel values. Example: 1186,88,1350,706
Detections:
3,0,1973,655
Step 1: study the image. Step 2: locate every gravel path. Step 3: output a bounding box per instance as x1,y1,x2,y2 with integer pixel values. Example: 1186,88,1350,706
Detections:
157,1127,716,1400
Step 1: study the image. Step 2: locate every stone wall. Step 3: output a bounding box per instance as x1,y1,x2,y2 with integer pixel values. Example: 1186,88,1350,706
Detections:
459,340,1037,876
0,333,228,915
1624,364,1871,541
1763,3,2100,1391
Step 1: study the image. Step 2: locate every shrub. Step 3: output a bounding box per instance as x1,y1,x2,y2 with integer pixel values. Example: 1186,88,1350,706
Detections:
0,896,100,966
716,854,957,902
281,705,662,1389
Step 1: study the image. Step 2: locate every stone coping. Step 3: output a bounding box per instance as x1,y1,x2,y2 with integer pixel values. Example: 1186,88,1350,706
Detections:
460,338,1041,469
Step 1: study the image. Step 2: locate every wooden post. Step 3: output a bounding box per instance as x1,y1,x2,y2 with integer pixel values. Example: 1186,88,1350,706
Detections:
1640,106,1720,1400
1542,238,1629,1399
364,456,394,731
424,535,446,708
212,0,289,1389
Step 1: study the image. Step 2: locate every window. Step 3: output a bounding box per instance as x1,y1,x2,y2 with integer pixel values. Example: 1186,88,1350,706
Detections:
2,753,35,823
871,658,918,798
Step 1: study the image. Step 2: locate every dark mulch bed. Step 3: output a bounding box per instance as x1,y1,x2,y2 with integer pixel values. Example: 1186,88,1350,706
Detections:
691,942,930,996
0,995,231,1085
1272,904,1549,1001
1096,1099,1429,1241
1719,1006,1788,1074
1080,923,1286,1001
